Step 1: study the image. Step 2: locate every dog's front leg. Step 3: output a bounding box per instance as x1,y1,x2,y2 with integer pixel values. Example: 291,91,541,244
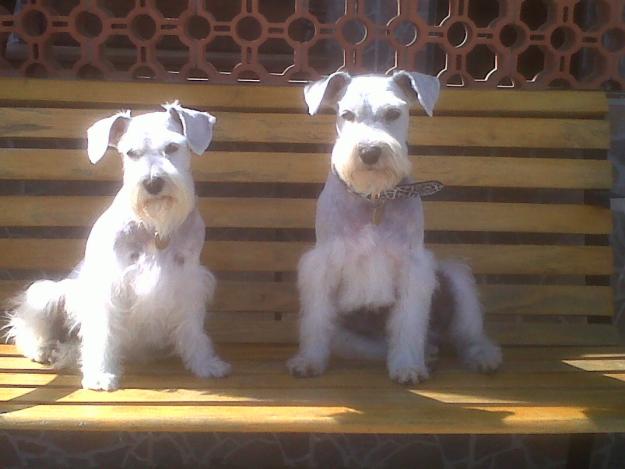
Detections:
288,248,337,377
174,312,231,379
80,303,122,391
387,249,436,384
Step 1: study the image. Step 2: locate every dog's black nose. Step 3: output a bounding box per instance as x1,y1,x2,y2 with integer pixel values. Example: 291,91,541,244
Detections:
143,176,165,195
359,145,382,165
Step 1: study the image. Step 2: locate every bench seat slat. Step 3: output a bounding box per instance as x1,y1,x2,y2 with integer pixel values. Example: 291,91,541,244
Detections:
3,370,624,389
2,345,625,374
2,401,624,434
0,196,612,234
1,387,624,407
3,343,625,361
0,150,612,190
0,281,613,317
0,239,612,275
0,345,624,434
0,79,608,117
0,108,610,149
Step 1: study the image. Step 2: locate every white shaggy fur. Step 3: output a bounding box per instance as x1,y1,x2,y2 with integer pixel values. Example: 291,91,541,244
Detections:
287,71,502,384
6,103,230,390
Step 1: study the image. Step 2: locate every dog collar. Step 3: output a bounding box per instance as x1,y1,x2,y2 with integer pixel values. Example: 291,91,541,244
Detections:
331,166,444,225
331,166,443,201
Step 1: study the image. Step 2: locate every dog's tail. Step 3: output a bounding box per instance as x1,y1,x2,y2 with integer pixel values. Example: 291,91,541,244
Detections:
4,279,77,368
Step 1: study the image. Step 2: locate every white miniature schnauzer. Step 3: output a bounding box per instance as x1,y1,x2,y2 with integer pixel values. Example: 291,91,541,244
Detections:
287,71,502,384
6,102,231,390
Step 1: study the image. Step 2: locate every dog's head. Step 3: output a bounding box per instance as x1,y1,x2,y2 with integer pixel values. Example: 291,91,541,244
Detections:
304,70,439,195
87,102,216,238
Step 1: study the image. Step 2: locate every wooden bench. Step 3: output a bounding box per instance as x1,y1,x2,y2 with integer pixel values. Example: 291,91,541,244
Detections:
0,77,622,439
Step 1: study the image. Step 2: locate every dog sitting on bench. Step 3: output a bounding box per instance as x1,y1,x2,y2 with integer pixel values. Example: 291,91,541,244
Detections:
287,71,502,384
6,102,231,390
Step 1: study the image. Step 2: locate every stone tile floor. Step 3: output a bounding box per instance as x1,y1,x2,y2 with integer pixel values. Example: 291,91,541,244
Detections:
1,431,624,468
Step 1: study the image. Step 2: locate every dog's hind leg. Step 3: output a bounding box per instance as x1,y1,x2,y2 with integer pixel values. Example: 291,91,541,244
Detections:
5,280,69,364
439,260,502,372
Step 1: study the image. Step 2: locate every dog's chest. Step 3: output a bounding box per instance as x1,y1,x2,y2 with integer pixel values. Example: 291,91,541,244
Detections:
115,222,195,312
333,230,406,312
318,176,426,312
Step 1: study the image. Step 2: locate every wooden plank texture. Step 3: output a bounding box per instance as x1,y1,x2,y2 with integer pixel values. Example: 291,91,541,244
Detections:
202,315,622,346
0,281,613,317
0,196,612,234
0,108,610,149
0,149,612,189
0,344,624,434
1,402,623,434
0,239,613,275
3,345,625,378
0,78,608,117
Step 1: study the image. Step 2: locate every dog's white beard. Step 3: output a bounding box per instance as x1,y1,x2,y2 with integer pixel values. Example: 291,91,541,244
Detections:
129,176,195,240
332,133,411,195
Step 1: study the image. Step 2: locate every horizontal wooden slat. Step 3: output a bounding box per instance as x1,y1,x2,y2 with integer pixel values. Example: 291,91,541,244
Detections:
0,108,610,149
213,282,615,317
203,315,622,346
0,344,624,434
0,149,612,189
2,401,624,434
0,196,612,234
1,386,624,409
4,345,625,376
478,284,614,317
0,281,613,317
0,78,608,117
0,239,612,275
1,369,624,391
4,343,625,362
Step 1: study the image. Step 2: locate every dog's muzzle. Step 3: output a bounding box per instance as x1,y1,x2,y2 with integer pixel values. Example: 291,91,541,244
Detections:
142,176,165,195
358,144,382,166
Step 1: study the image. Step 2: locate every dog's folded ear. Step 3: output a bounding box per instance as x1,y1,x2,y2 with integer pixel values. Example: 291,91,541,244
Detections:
304,71,351,115
391,71,440,117
163,102,216,156
87,111,131,164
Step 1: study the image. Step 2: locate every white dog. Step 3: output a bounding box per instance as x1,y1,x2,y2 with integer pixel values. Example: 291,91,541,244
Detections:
6,102,231,390
287,71,502,384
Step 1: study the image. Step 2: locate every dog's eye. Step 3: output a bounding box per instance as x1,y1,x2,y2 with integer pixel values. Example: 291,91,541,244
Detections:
384,108,401,121
126,149,141,159
164,143,179,155
341,110,356,122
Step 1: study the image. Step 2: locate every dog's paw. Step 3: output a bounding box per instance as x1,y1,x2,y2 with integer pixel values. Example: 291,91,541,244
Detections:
388,356,429,385
26,344,55,365
192,356,232,379
15,336,55,365
388,365,430,385
81,371,120,391
287,354,327,378
464,340,502,373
